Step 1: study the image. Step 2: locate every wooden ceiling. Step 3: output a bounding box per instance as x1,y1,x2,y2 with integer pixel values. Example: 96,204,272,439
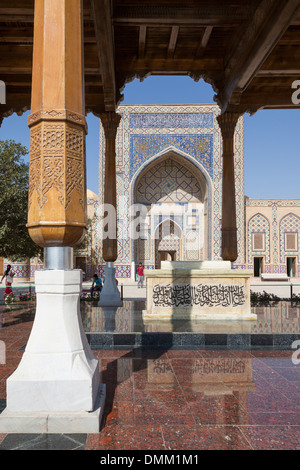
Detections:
1,0,300,118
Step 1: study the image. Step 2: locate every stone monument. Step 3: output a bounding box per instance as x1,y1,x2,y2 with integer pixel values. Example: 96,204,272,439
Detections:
143,261,256,321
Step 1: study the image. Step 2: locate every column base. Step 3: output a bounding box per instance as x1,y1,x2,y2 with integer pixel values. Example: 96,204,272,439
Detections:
99,265,122,307
0,385,105,434
0,269,104,433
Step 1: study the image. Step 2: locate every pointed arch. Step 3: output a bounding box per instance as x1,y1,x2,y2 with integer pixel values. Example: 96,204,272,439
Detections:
130,147,213,265
279,213,300,263
247,213,271,264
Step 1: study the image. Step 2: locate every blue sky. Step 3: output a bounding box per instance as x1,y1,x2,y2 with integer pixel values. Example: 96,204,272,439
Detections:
1,76,299,199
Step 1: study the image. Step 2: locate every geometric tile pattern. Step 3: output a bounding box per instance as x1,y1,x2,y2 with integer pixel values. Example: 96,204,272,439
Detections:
135,157,203,204
279,213,300,264
246,199,300,275
129,111,214,129
98,104,246,276
248,213,271,263
130,134,213,179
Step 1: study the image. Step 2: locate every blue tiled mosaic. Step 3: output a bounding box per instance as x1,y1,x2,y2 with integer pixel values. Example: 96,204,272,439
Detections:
130,134,213,180
129,112,214,129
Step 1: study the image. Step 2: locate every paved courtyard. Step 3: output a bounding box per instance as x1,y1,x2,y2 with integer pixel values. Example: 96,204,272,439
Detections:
0,288,300,451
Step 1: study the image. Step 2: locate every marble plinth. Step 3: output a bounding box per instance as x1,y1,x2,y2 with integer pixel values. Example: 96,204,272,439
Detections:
143,261,256,321
0,385,106,433
0,269,104,433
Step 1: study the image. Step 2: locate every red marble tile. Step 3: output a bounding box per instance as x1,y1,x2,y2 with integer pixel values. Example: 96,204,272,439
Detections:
151,411,196,426
0,381,6,398
239,425,300,450
166,350,202,358
251,350,292,358
162,424,251,450
272,366,300,383
248,412,300,425
1,301,300,451
86,423,165,450
94,350,133,359
199,350,236,358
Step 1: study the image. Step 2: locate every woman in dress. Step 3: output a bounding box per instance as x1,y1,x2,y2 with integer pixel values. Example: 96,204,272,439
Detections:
1,265,15,299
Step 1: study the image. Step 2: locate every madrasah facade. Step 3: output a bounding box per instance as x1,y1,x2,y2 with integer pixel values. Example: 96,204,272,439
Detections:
4,104,300,281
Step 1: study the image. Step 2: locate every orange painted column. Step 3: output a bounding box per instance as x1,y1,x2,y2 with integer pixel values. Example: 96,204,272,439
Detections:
217,111,241,262
100,112,122,262
27,0,87,249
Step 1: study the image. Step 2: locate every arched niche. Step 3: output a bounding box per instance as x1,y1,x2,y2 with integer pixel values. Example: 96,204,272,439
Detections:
131,149,212,267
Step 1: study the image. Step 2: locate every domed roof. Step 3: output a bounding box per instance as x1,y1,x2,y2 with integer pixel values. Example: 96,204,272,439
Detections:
87,189,99,200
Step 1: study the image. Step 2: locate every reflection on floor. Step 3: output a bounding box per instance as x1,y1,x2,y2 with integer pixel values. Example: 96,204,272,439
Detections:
1,348,300,450
0,300,299,335
81,300,300,334
0,301,300,450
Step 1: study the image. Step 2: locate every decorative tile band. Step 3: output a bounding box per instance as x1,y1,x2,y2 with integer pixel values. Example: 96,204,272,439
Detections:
129,112,214,129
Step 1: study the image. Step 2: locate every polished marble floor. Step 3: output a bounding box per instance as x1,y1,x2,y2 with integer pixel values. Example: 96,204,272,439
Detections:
0,301,300,450
81,300,300,334
1,299,300,335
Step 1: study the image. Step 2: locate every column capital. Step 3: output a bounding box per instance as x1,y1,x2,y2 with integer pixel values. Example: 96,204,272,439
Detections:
100,112,122,139
217,111,241,139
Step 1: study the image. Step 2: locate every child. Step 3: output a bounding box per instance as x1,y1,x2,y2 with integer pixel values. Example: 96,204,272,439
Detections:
1,265,15,299
90,273,103,297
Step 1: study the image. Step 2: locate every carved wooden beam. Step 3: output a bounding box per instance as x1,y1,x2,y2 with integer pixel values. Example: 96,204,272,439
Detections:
217,0,300,112
113,5,249,26
90,0,117,112
138,25,147,59
167,26,179,59
195,26,213,58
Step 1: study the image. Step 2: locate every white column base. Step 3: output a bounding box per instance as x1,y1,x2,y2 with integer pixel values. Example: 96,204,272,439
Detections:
99,265,122,307
0,385,106,433
0,269,104,433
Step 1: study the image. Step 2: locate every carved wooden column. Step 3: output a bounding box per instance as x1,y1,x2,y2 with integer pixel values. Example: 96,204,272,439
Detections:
98,111,122,307
0,0,105,434
100,111,121,262
217,111,241,262
27,0,87,251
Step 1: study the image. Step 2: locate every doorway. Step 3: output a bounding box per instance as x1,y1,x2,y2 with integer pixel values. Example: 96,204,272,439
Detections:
253,257,264,277
286,257,296,277
158,250,176,268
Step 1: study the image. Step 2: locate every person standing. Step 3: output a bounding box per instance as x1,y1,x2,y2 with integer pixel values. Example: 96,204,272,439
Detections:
1,265,15,299
137,262,144,288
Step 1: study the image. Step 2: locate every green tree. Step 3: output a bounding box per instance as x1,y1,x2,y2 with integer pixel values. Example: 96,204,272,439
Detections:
0,139,43,261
